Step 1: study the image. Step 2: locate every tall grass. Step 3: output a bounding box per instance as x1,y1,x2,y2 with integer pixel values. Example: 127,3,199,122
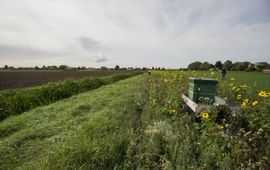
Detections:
0,72,141,120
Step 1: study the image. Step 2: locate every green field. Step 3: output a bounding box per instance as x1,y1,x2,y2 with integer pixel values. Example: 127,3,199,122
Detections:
196,71,270,90
0,71,269,169
225,71,270,90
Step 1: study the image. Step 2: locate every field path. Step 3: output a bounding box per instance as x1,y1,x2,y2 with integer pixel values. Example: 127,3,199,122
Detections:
0,75,147,169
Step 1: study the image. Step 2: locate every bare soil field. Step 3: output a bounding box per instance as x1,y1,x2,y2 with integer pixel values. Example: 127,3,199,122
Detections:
0,70,133,90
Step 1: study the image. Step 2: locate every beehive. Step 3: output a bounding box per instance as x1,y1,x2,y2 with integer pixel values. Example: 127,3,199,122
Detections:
188,78,218,104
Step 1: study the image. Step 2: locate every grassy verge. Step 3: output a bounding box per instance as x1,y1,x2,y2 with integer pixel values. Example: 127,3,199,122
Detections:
124,71,269,169
0,72,141,120
0,75,148,169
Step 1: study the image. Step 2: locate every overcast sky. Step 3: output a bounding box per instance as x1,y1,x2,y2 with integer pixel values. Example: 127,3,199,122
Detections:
0,0,270,68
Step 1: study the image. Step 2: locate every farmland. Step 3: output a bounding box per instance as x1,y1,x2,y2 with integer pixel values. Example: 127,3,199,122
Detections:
0,71,269,169
0,70,134,90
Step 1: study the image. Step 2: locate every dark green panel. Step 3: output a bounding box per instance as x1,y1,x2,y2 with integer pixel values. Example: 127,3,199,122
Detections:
188,78,218,104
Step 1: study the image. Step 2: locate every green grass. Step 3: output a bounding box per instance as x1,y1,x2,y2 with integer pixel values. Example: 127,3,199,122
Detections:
196,71,270,90
0,75,148,169
226,71,270,90
0,71,269,169
0,72,141,120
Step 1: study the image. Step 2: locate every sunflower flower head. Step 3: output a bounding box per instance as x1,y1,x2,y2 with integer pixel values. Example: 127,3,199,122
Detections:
252,100,258,106
258,91,267,97
200,112,209,120
237,94,241,100
241,102,247,107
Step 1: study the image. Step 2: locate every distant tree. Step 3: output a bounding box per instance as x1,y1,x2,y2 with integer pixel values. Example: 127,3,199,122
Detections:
236,62,250,71
101,66,108,70
115,65,120,70
188,61,202,70
8,66,15,70
59,65,68,70
4,65,8,69
34,66,40,70
152,67,154,70
256,63,267,71
215,61,223,70
209,64,215,69
42,65,46,70
47,65,57,70
200,62,210,70
223,60,233,71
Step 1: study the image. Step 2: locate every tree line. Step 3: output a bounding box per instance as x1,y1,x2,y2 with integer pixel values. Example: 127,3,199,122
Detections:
188,61,269,71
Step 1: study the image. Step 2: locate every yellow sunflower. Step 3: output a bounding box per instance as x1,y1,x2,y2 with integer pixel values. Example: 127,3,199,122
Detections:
200,112,209,120
252,100,258,106
258,91,267,97
236,94,241,100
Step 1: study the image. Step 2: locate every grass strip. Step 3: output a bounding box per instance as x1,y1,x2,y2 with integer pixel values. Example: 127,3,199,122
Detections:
0,75,148,169
0,72,141,120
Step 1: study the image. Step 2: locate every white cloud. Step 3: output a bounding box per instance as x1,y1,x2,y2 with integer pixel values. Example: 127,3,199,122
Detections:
0,0,269,68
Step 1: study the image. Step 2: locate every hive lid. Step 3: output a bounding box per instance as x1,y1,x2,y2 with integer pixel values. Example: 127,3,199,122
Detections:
188,77,218,84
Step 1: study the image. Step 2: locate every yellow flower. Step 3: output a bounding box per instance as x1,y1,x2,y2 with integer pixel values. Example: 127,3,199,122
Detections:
200,112,209,120
232,86,236,90
236,94,241,100
229,83,234,87
211,72,215,76
171,109,177,113
252,100,258,106
243,98,249,103
258,91,267,97
235,88,240,92
241,102,247,107
240,84,248,88
217,125,224,129
230,78,235,81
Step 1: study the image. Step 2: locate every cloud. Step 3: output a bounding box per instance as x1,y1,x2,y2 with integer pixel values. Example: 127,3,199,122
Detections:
0,43,57,58
0,0,269,68
77,36,99,50
95,53,108,63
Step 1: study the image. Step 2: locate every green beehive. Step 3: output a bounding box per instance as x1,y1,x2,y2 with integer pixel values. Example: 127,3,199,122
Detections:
188,78,218,104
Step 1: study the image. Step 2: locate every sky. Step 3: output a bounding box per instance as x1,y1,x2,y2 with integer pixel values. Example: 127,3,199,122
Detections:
0,0,270,68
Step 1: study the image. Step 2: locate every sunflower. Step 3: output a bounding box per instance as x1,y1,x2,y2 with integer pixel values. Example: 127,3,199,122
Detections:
243,99,249,103
241,102,247,107
200,112,209,120
236,94,241,100
258,91,267,97
252,100,258,106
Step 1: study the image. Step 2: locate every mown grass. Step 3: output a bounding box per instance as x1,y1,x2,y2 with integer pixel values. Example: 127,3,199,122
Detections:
0,72,141,120
0,75,148,169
